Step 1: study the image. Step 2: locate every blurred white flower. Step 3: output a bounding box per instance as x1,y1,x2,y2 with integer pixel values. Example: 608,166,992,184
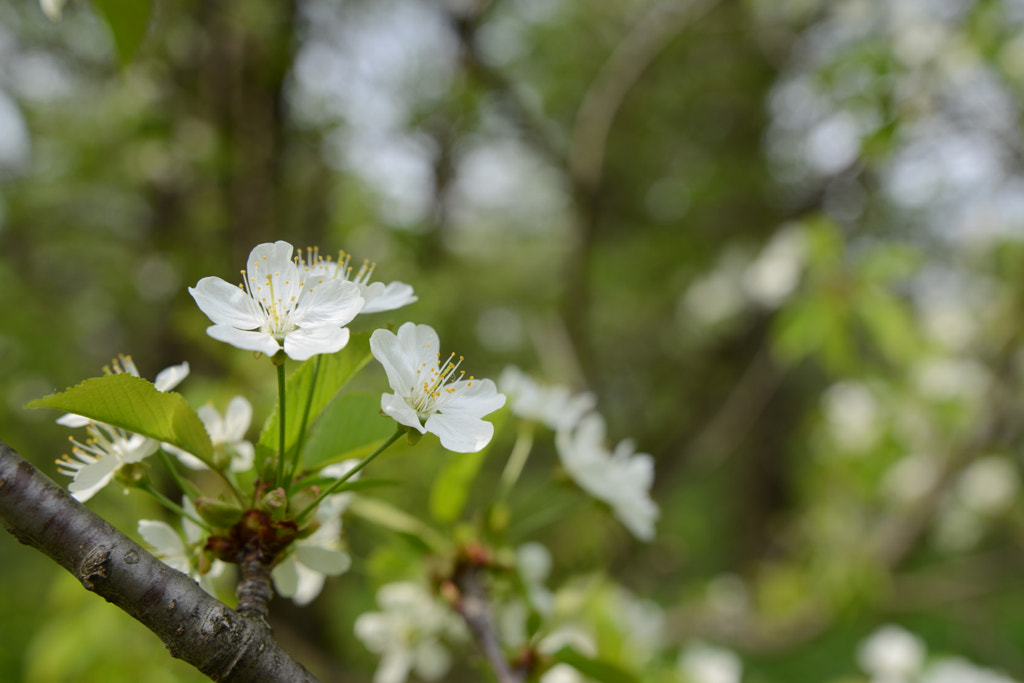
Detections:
299,247,417,314
354,581,465,683
541,663,587,683
681,250,749,327
499,366,596,433
272,460,359,606
857,624,926,683
913,358,991,403
138,497,225,595
516,541,554,616
56,356,189,501
164,395,255,473
956,456,1019,516
822,381,881,454
189,240,364,361
556,413,658,541
933,505,985,552
921,657,1021,683
742,224,807,308
678,641,743,683
882,453,941,504
370,322,506,452
39,0,66,20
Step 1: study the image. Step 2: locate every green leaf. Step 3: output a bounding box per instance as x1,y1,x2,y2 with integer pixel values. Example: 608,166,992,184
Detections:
258,332,374,460
92,0,152,65
429,449,487,524
27,374,213,463
551,647,640,683
348,497,448,552
301,392,395,469
857,286,919,364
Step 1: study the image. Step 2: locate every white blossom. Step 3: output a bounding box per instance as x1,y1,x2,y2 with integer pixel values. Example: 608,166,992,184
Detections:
498,366,596,433
354,581,465,683
556,413,659,541
857,624,926,683
164,396,255,473
189,241,364,361
679,641,743,683
370,322,506,453
299,247,417,314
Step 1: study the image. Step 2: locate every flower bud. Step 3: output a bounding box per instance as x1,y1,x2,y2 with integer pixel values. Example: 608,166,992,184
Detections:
260,487,288,518
115,462,147,488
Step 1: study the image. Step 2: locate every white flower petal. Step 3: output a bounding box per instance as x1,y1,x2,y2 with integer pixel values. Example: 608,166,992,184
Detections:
284,325,350,361
248,241,296,279
154,361,190,392
190,277,263,329
425,413,494,453
163,442,208,470
370,328,419,395
381,393,427,432
441,379,506,418
289,562,328,607
138,520,186,558
229,441,255,472
223,396,253,440
375,650,414,683
294,279,364,327
206,325,281,356
271,555,300,598
68,456,119,501
362,281,418,314
56,413,91,428
296,545,351,576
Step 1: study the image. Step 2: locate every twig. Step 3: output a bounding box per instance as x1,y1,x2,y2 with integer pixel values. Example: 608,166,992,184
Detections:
568,0,721,193
452,564,527,683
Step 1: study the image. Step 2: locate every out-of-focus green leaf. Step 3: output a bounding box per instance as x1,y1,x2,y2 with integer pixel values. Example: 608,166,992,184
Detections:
857,286,919,364
551,647,640,683
301,391,394,469
26,374,213,463
258,332,374,459
92,0,152,65
429,448,487,524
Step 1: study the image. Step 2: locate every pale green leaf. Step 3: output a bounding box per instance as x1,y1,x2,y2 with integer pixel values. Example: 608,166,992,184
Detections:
27,374,213,463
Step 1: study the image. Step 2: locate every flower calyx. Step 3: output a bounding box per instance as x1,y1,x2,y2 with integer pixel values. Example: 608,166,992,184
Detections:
204,509,299,564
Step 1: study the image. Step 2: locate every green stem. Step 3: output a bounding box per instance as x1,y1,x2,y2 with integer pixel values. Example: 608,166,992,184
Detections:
497,421,535,501
294,426,405,523
158,451,200,499
287,355,321,486
140,482,210,532
275,358,287,486
160,450,246,507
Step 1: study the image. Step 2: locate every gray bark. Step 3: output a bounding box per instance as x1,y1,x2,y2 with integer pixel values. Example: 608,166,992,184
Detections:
0,441,320,682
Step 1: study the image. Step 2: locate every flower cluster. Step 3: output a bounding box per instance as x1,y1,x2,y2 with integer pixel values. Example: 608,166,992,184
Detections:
43,238,666,683
354,581,467,683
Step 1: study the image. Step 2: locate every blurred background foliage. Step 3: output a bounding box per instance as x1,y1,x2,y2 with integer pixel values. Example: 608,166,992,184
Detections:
3,0,1024,681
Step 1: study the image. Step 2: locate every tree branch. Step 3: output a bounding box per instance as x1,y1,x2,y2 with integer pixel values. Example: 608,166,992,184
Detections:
0,441,319,683
451,560,526,683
